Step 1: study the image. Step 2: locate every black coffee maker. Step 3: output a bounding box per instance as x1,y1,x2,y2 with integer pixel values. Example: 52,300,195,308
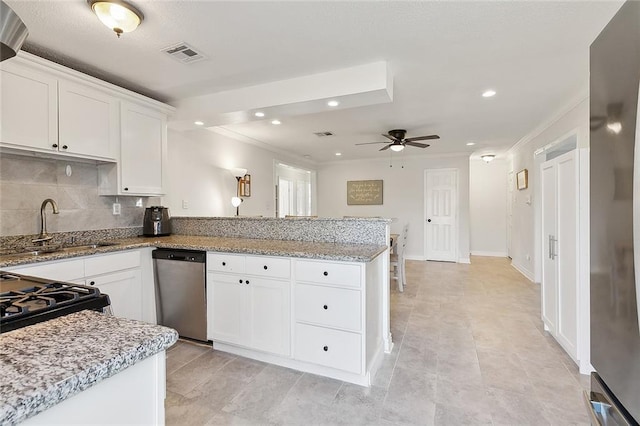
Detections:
143,206,171,236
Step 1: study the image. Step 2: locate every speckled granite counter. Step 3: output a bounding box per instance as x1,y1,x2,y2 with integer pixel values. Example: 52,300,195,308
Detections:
0,310,178,425
0,235,388,268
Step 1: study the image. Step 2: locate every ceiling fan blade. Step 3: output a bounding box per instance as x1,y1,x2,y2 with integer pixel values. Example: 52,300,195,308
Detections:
405,135,440,142
355,141,388,145
405,141,430,148
381,134,397,142
379,144,391,151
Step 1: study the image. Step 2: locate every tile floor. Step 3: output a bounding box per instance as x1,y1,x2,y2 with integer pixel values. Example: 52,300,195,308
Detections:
165,256,590,425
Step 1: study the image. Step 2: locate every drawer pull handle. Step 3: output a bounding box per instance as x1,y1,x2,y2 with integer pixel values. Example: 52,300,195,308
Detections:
323,346,329,352
123,187,129,191
239,279,243,284
264,265,268,270
222,262,226,266
323,305,328,310
323,271,328,276
89,281,95,286
246,280,250,285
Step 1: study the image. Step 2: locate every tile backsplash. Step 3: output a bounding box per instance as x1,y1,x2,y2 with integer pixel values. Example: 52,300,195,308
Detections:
0,153,159,236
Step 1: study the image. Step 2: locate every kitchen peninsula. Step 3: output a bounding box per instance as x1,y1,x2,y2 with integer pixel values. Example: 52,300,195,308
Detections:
1,217,392,401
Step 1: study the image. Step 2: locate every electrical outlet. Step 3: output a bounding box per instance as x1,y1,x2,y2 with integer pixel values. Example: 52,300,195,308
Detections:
525,254,531,261
112,203,121,215
182,200,189,209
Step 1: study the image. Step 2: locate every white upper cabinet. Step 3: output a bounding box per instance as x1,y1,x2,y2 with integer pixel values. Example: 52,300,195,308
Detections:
119,102,167,195
0,61,58,151
58,79,119,159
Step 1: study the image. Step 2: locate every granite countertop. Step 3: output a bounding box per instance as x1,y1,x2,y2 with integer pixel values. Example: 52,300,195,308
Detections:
0,311,178,425
0,235,388,268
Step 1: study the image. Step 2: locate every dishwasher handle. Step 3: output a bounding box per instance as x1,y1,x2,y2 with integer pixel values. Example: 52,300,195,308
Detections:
152,249,206,263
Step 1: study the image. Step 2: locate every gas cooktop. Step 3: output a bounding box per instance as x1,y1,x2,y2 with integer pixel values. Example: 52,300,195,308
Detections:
0,272,111,333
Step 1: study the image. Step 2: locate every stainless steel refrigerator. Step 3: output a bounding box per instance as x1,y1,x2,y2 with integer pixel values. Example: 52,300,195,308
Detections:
589,1,640,424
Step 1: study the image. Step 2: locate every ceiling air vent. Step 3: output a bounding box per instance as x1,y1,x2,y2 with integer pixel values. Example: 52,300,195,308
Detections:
313,132,334,137
162,42,206,64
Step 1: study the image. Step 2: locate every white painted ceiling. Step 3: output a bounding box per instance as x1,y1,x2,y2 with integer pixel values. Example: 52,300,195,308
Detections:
8,0,623,163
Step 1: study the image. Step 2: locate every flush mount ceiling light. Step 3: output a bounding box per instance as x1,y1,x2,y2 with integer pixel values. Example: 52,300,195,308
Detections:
271,119,281,125
194,121,204,126
482,89,496,98
327,100,340,107
335,152,342,156
466,142,476,146
88,0,144,38
254,112,265,117
481,154,496,163
390,144,405,152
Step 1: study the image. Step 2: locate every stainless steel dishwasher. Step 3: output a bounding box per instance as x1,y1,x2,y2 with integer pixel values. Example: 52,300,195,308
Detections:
152,249,207,342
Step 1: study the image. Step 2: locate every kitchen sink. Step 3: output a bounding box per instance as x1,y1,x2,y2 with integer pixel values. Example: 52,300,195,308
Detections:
2,242,120,257
61,242,120,251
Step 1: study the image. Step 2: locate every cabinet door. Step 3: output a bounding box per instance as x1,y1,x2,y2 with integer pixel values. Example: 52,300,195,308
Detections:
248,277,290,356
58,80,118,159
88,269,142,321
208,273,246,345
120,102,166,195
0,63,58,151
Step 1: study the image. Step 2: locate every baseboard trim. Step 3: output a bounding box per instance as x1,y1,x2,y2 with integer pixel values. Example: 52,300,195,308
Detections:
458,257,471,264
470,251,508,257
404,255,425,261
511,260,534,282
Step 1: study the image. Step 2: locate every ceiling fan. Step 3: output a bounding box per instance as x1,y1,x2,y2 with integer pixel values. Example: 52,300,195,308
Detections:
355,129,440,152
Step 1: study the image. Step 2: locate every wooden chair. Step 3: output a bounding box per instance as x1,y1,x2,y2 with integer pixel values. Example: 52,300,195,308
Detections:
391,223,409,292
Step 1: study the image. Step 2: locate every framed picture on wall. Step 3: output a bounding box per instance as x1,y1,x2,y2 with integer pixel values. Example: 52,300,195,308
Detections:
517,169,528,190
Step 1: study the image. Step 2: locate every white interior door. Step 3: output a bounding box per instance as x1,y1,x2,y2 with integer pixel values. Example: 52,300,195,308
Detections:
541,160,558,335
507,171,514,258
555,151,578,357
424,169,458,262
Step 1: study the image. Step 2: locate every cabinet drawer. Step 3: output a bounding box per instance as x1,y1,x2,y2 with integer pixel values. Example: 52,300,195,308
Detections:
245,256,290,279
294,323,361,373
207,253,245,273
295,284,361,331
7,258,84,282
295,260,361,288
84,250,141,277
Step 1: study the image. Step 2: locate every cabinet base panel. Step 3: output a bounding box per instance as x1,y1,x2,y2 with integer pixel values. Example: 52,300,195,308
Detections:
212,341,379,387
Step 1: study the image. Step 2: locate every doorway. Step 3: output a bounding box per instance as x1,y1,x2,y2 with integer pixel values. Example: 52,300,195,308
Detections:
274,162,316,218
424,168,459,262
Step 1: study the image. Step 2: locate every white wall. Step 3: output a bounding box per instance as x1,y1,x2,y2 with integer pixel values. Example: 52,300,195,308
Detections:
164,129,314,217
316,155,470,262
508,97,589,281
469,158,508,256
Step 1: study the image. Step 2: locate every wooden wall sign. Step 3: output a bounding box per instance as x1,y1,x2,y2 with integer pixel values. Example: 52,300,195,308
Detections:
517,169,528,190
347,180,383,205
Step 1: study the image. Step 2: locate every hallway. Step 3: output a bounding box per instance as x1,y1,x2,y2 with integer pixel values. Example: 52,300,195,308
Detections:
166,257,589,425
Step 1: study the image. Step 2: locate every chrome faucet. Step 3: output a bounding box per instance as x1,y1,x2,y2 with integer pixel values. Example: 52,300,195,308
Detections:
32,198,59,245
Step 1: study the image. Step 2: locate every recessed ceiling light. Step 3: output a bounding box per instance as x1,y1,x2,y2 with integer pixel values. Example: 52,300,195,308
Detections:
466,142,476,146
194,121,204,126
327,100,340,107
254,112,265,117
271,120,281,125
335,152,342,156
482,90,496,98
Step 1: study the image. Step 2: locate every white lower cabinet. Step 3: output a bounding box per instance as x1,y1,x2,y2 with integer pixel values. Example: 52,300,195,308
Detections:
207,269,290,357
7,250,145,322
86,269,142,321
206,251,385,387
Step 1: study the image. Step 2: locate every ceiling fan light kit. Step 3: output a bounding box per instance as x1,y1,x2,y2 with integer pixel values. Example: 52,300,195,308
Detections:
88,0,143,38
355,129,440,152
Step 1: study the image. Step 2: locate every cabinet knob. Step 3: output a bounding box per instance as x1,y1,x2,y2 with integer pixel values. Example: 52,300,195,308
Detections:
52,144,58,148
323,346,329,352
62,145,68,150
323,304,328,310
323,271,328,276
89,281,95,286
246,280,250,285
222,262,226,266
263,265,268,270
123,187,129,191
239,279,243,284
